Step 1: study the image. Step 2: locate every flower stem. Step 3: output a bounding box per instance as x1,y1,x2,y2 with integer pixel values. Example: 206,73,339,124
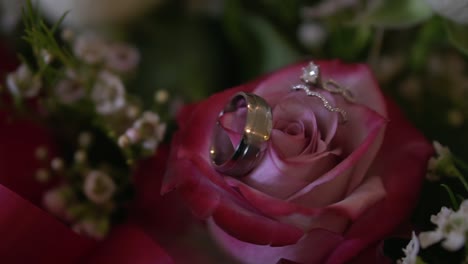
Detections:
441,184,459,210
453,155,468,173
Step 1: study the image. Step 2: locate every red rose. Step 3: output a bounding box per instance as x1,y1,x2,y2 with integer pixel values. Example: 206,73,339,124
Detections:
163,61,433,263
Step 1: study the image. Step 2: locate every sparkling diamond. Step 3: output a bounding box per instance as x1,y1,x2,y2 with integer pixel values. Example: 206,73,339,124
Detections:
301,62,320,84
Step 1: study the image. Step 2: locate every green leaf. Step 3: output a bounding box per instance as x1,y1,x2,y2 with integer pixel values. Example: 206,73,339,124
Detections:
326,25,372,61
223,0,299,78
445,20,468,56
245,15,300,74
416,256,428,264
358,0,433,28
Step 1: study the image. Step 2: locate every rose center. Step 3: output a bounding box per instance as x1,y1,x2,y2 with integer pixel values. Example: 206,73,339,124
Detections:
284,122,303,136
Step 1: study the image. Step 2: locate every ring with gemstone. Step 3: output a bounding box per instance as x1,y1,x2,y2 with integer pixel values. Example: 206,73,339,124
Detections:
210,92,273,177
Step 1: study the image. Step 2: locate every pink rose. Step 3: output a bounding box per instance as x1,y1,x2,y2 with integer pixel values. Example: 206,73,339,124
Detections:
163,60,433,264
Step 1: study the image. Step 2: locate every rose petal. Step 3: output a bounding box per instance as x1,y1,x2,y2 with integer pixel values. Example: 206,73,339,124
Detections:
0,184,95,263
272,129,310,158
131,145,194,239
226,177,354,233
328,176,386,220
243,148,340,199
0,112,58,205
288,104,387,205
209,220,343,264
319,60,387,117
83,225,174,264
212,197,304,246
165,151,304,246
0,41,18,78
270,92,339,158
225,177,320,217
324,98,433,264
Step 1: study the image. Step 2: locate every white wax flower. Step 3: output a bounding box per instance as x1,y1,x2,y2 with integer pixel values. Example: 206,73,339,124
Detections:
419,200,468,251
104,42,140,73
134,111,166,150
426,0,468,25
6,64,42,98
83,170,116,205
398,232,420,264
37,0,164,28
54,69,86,104
91,71,126,114
119,111,166,151
73,34,108,64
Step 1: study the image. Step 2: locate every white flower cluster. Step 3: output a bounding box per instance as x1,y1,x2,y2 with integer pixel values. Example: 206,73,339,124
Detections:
398,200,468,263
419,200,468,251
71,33,140,115
118,111,166,152
7,27,168,239
5,32,140,115
40,132,118,239
398,232,420,264
73,33,140,73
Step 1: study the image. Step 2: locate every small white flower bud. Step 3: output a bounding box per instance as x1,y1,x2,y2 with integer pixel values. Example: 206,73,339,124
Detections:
61,28,75,42
35,146,48,160
118,135,130,148
51,157,65,171
41,49,53,64
78,132,93,148
35,168,51,182
447,109,464,127
74,150,87,163
154,89,169,104
126,105,140,119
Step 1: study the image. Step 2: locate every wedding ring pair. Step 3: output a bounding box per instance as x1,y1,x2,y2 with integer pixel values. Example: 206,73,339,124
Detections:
210,92,272,177
209,61,353,177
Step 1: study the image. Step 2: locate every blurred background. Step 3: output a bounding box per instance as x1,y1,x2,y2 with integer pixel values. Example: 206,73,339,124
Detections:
1,0,467,155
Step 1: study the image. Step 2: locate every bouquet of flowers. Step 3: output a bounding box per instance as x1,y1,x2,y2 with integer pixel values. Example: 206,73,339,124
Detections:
0,0,468,263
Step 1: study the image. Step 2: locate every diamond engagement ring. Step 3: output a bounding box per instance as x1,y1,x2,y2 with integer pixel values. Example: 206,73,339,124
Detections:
292,61,355,122
210,92,272,177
